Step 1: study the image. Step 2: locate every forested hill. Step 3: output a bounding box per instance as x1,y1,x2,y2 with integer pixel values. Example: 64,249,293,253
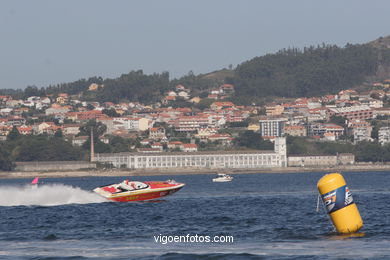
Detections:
226,41,390,102
3,36,390,104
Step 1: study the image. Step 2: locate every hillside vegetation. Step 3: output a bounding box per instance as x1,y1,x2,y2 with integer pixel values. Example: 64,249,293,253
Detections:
227,43,390,102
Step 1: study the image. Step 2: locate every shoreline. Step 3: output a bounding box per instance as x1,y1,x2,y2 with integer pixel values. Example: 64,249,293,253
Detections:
1,164,390,179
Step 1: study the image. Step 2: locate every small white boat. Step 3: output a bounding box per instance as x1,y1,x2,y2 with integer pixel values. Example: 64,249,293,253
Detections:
212,173,233,182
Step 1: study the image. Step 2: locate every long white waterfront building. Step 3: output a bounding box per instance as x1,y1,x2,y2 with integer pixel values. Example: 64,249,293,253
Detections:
95,137,287,169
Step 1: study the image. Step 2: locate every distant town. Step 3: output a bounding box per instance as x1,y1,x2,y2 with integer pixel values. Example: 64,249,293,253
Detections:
2,76,390,172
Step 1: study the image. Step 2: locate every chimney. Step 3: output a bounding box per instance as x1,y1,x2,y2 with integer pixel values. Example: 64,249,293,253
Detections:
90,128,95,162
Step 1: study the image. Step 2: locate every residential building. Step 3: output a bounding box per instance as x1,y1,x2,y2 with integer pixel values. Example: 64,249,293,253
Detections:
167,141,183,150
284,125,307,137
72,136,88,146
177,91,189,100
373,107,390,118
247,124,260,132
259,117,286,137
338,89,357,100
162,95,176,104
6,116,26,126
307,98,322,109
322,132,336,141
0,125,12,139
97,117,114,133
45,104,70,115
379,127,390,146
181,143,198,152
348,120,372,143
208,133,233,145
210,102,235,111
309,123,344,138
172,115,210,132
195,128,218,141
208,94,219,100
219,84,235,94
37,122,57,134
113,117,149,131
17,125,33,135
88,83,100,91
56,93,69,104
189,97,201,104
265,104,284,116
328,105,373,120
151,143,164,151
66,110,104,122
175,84,187,92
353,127,372,143
149,127,166,140
140,139,152,146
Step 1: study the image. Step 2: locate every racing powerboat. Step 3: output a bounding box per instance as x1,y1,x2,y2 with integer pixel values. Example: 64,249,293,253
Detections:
212,173,233,182
93,179,185,202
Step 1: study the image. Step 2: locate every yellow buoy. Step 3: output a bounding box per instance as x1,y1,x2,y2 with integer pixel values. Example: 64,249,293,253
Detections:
317,173,363,233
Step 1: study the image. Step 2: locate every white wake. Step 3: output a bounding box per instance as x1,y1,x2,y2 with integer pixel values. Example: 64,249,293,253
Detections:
0,184,107,206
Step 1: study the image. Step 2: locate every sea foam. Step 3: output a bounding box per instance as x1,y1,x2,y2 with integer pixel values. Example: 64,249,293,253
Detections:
0,183,106,206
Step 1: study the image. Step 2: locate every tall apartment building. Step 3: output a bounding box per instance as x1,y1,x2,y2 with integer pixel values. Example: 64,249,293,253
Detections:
259,118,286,137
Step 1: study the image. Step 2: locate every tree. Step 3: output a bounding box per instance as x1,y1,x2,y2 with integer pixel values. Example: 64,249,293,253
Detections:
82,138,111,153
7,126,20,141
109,135,131,152
355,141,383,162
329,115,347,128
79,120,107,139
234,131,273,150
54,129,63,138
87,104,95,110
102,108,119,117
286,136,308,155
196,98,214,110
24,85,41,98
231,43,387,101
0,144,13,170
14,136,82,161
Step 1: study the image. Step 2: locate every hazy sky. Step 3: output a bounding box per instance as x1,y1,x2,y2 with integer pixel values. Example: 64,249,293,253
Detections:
1,0,390,89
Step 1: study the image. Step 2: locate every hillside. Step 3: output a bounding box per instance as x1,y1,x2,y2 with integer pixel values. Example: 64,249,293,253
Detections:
368,35,390,49
201,69,235,82
226,39,390,103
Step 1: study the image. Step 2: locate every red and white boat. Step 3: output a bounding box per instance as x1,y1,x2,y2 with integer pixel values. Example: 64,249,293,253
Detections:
93,179,185,202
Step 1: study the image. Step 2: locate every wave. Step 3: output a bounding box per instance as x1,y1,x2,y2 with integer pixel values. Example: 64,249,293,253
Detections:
0,183,107,206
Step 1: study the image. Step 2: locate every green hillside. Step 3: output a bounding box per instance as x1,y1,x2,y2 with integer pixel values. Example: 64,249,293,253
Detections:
226,41,390,102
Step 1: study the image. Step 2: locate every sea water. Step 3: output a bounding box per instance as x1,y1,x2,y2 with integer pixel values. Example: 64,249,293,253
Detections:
0,171,389,259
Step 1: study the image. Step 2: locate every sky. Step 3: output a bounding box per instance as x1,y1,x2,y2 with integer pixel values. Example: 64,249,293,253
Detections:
0,0,390,89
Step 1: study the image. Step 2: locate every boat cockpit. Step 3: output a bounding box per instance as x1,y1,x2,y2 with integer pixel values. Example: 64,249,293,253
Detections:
116,180,150,192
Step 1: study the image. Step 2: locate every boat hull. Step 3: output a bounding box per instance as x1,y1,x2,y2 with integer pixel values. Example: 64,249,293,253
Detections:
213,179,232,182
94,181,185,202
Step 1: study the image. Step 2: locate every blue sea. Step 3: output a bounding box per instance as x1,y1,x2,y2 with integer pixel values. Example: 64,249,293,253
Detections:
0,171,389,259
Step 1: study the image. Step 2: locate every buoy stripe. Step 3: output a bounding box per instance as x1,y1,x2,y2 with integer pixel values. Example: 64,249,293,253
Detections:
321,185,354,214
